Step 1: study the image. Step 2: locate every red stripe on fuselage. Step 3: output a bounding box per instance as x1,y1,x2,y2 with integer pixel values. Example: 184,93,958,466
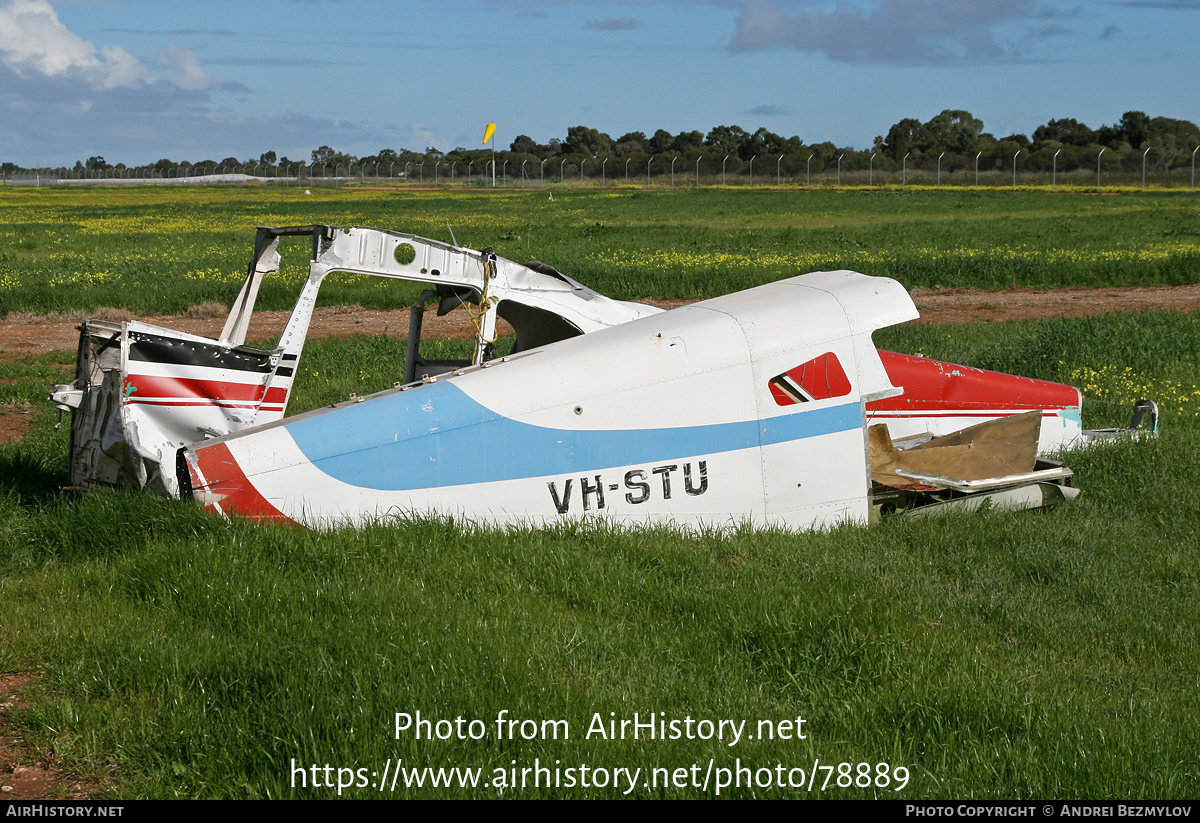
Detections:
188,442,294,524
125,374,288,406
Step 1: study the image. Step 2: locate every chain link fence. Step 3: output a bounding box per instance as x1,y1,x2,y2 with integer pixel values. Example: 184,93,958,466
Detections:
5,149,1197,191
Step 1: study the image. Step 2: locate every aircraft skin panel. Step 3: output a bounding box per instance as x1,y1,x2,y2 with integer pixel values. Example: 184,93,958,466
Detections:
186,377,864,523
756,426,872,526
189,425,868,529
457,304,756,431
125,374,288,411
866,415,1082,455
698,271,919,350
278,381,856,488
186,441,291,522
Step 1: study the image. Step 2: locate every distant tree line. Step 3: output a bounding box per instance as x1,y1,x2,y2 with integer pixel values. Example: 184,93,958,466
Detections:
877,109,1199,174
4,110,1197,178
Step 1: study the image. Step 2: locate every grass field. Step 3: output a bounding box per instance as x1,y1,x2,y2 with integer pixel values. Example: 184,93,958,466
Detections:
2,186,1199,316
1,187,1199,798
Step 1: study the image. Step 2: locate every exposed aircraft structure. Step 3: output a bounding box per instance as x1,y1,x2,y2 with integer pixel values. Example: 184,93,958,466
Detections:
51,225,657,496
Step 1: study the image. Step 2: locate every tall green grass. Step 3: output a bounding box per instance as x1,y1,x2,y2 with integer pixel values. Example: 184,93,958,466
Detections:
1,311,1198,798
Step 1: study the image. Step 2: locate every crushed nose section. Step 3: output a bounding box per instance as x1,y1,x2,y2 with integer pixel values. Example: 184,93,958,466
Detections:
59,319,291,497
60,320,160,493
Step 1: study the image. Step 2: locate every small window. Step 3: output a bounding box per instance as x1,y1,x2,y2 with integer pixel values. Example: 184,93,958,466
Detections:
769,352,851,406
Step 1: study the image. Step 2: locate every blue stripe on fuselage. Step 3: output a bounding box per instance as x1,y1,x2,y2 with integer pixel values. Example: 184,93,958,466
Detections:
281,381,861,491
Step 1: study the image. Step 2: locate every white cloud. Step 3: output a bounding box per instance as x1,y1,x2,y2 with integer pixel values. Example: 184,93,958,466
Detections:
0,0,364,165
157,43,216,91
0,0,155,88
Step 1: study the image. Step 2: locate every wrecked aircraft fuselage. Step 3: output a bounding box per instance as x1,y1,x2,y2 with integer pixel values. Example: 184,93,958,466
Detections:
51,225,1154,529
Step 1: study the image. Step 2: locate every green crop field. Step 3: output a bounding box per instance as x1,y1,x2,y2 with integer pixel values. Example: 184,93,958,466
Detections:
1,186,1199,799
1,186,1199,316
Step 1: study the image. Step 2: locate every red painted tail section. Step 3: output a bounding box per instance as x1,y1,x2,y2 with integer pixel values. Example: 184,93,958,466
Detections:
871,350,1081,418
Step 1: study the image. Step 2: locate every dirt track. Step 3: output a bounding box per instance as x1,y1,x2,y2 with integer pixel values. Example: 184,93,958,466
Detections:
5,284,1200,362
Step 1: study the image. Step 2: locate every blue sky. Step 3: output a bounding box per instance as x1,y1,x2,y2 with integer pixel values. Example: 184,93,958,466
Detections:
1,0,1197,166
